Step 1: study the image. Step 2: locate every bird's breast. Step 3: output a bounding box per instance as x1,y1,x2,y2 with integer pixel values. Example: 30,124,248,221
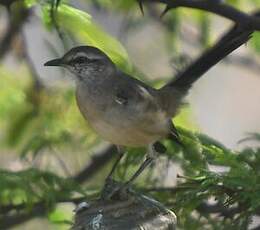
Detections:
76,84,170,147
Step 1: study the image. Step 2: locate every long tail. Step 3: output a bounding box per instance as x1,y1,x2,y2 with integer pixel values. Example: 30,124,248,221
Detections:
161,18,255,93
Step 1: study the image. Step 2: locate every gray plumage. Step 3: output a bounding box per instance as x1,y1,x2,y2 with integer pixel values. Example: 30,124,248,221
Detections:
44,22,253,191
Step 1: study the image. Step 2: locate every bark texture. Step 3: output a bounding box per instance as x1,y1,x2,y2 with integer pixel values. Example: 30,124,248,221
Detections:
72,193,176,230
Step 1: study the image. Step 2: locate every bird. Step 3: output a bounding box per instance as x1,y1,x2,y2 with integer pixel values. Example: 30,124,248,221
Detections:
44,22,253,199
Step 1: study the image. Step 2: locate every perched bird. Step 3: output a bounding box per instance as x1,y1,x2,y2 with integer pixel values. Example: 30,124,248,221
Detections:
45,22,253,198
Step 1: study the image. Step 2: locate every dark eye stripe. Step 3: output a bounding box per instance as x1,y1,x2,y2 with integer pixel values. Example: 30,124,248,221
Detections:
69,56,100,65
75,56,88,64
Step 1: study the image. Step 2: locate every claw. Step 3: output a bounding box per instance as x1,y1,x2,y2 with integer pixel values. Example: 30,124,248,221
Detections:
160,5,171,18
101,178,122,200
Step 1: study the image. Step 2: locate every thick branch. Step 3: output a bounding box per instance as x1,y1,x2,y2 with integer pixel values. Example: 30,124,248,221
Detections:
0,197,88,229
1,205,46,229
72,193,177,230
141,0,260,30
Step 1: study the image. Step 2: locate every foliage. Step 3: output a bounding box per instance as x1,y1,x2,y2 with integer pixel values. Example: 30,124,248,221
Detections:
41,4,132,73
144,128,260,229
0,168,84,209
1,0,260,229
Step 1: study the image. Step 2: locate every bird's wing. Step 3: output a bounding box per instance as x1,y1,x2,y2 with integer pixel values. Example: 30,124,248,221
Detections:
113,71,160,110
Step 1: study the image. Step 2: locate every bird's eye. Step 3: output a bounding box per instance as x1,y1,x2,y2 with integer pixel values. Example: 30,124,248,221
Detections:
75,56,88,64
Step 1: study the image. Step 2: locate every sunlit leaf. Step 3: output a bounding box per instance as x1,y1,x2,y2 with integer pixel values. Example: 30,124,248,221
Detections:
174,107,198,131
48,206,73,228
42,4,132,73
250,32,260,53
0,168,84,208
24,0,37,8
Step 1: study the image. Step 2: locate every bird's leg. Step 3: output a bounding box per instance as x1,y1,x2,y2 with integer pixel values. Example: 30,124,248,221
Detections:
123,144,158,188
105,146,124,182
123,156,153,188
106,144,158,200
101,146,124,199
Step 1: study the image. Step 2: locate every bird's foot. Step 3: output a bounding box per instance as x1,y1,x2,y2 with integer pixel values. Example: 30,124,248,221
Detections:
101,177,131,201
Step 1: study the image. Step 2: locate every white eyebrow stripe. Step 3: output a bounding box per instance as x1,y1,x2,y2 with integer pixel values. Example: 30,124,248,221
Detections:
73,52,102,60
73,52,89,59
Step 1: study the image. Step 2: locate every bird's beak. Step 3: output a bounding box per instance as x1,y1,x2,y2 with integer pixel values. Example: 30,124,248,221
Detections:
44,58,63,66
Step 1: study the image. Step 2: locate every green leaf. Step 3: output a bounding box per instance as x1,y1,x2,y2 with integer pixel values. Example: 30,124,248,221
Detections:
250,32,260,53
0,168,84,209
42,4,132,73
24,0,37,8
48,206,73,227
174,107,198,131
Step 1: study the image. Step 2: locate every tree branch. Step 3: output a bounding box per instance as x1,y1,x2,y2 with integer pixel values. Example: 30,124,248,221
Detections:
72,192,177,230
1,205,46,229
0,197,87,229
1,145,116,229
140,0,260,30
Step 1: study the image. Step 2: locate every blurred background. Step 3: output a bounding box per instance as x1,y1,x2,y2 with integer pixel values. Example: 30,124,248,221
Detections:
1,0,260,229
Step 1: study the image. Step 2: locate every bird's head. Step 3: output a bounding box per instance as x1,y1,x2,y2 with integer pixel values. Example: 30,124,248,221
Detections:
44,46,116,80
